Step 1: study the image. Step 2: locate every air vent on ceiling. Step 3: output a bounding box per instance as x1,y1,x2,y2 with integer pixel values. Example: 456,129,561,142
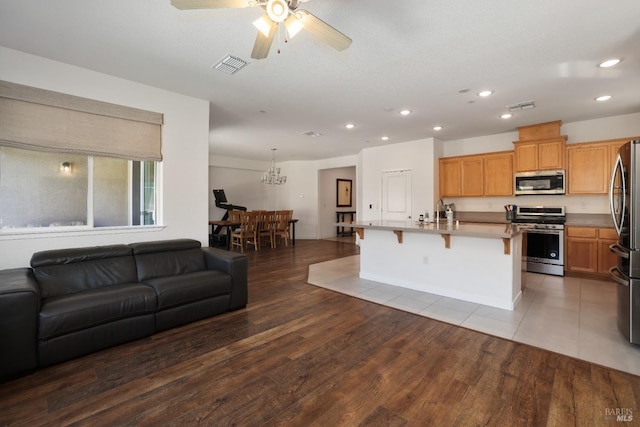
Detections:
302,131,323,137
212,55,248,75
507,101,535,112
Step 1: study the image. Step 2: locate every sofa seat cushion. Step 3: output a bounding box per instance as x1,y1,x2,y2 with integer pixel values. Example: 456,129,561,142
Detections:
39,283,157,340
142,270,232,311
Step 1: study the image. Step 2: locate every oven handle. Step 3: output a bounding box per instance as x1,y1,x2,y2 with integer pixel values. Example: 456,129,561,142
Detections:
519,228,562,235
609,266,630,287
609,243,629,259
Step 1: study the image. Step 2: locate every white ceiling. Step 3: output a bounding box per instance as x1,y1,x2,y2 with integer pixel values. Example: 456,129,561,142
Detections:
1,0,639,162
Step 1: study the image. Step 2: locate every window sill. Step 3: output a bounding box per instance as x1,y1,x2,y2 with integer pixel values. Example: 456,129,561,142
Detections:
0,225,166,241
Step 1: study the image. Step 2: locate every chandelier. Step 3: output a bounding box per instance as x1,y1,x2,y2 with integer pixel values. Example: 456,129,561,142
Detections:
261,148,287,185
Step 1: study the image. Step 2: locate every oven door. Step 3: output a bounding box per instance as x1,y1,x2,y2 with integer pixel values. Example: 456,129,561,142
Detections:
525,228,563,266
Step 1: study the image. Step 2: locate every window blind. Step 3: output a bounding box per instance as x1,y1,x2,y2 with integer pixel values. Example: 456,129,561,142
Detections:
0,80,163,161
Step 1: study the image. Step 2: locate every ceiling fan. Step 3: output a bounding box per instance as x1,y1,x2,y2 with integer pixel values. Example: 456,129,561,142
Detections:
170,0,352,59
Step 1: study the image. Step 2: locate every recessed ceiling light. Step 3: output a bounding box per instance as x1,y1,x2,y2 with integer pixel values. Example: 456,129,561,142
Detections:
478,90,493,97
501,113,513,119
599,58,621,68
381,136,389,141
400,109,412,116
595,95,612,102
345,123,355,129
433,126,443,131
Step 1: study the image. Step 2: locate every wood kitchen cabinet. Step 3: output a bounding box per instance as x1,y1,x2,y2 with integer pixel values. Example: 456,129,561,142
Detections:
514,137,566,172
565,226,617,275
567,138,636,194
483,152,513,196
439,157,462,197
597,228,618,274
461,156,484,196
567,143,609,194
438,151,513,197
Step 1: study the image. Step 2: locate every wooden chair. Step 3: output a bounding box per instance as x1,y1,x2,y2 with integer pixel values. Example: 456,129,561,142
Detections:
230,211,258,252
273,210,293,247
257,210,275,249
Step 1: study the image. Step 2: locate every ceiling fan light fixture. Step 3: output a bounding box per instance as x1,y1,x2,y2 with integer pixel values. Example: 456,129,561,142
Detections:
266,0,289,23
284,14,304,38
253,14,273,37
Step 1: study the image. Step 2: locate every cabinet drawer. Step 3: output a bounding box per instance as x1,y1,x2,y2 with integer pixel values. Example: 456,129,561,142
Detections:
598,228,617,239
567,227,596,238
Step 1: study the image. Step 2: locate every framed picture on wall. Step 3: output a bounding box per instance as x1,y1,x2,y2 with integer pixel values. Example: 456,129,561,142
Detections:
337,179,352,207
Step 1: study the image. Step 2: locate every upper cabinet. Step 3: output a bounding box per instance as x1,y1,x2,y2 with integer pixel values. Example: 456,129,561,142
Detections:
513,121,567,172
439,157,462,197
439,151,513,197
567,137,635,194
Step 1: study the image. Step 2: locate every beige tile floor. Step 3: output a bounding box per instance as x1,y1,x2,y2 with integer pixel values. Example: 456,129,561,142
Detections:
307,254,640,376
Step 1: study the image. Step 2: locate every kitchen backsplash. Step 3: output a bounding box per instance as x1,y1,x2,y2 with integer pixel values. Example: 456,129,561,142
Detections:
445,194,609,214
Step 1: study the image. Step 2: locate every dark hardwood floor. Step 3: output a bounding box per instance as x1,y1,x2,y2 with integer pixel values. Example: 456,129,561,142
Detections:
1,240,639,426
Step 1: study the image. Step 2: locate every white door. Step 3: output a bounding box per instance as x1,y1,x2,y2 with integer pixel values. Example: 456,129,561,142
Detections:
381,170,412,221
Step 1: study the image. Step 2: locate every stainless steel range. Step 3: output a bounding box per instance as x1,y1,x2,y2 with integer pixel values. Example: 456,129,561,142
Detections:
513,206,566,276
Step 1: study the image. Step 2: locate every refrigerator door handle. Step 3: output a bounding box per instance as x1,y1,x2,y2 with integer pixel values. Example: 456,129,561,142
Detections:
609,153,626,236
609,242,630,259
609,266,630,287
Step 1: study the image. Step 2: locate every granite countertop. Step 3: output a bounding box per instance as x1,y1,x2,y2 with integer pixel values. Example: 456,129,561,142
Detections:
344,219,521,239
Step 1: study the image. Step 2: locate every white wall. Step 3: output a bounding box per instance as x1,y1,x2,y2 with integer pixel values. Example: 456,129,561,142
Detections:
358,138,438,221
0,47,210,269
208,155,271,221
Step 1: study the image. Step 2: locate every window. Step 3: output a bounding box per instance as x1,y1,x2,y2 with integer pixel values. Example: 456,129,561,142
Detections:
0,146,159,231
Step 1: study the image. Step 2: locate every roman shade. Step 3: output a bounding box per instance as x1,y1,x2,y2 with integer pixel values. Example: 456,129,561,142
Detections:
0,80,163,161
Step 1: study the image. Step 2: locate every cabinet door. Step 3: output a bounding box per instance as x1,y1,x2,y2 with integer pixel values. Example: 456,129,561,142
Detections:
514,143,538,172
461,157,484,196
484,153,513,196
567,144,609,194
598,238,618,274
609,140,626,172
597,228,618,274
537,139,564,170
439,158,461,197
566,238,598,273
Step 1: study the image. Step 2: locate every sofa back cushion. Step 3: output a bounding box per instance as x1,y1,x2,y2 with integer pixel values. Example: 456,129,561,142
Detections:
31,245,137,299
130,239,206,282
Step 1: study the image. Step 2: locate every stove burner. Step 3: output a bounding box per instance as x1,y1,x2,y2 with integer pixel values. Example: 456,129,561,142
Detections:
512,205,566,225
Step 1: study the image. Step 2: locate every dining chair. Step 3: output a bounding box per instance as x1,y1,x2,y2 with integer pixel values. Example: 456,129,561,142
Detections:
230,211,258,252
257,210,275,249
273,210,293,247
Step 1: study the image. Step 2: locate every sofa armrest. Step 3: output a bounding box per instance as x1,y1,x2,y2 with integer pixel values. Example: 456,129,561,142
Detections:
202,247,248,310
0,268,41,382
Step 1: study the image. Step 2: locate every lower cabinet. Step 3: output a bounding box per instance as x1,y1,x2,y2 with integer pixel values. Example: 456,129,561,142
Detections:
565,226,617,275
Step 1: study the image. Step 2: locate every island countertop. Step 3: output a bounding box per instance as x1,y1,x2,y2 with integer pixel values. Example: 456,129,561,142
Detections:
340,220,522,239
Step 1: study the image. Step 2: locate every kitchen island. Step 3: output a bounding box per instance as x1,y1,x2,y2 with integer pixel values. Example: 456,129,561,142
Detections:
344,220,524,310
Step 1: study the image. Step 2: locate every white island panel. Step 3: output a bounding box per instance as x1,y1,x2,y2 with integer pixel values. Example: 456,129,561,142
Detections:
358,226,522,310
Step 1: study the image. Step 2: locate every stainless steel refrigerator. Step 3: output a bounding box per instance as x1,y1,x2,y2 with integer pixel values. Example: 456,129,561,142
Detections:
609,139,640,344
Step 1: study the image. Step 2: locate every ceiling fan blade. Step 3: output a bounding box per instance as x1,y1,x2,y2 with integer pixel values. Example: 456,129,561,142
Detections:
251,20,278,59
170,0,253,10
298,10,352,51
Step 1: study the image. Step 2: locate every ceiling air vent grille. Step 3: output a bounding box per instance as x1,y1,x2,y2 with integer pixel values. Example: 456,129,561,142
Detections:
302,131,323,137
212,55,248,75
507,101,535,112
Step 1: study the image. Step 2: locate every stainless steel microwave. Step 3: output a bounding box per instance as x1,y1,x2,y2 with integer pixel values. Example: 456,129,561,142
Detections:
514,170,565,195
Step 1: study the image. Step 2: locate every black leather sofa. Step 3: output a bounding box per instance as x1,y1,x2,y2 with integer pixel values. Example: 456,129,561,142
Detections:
0,239,247,382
